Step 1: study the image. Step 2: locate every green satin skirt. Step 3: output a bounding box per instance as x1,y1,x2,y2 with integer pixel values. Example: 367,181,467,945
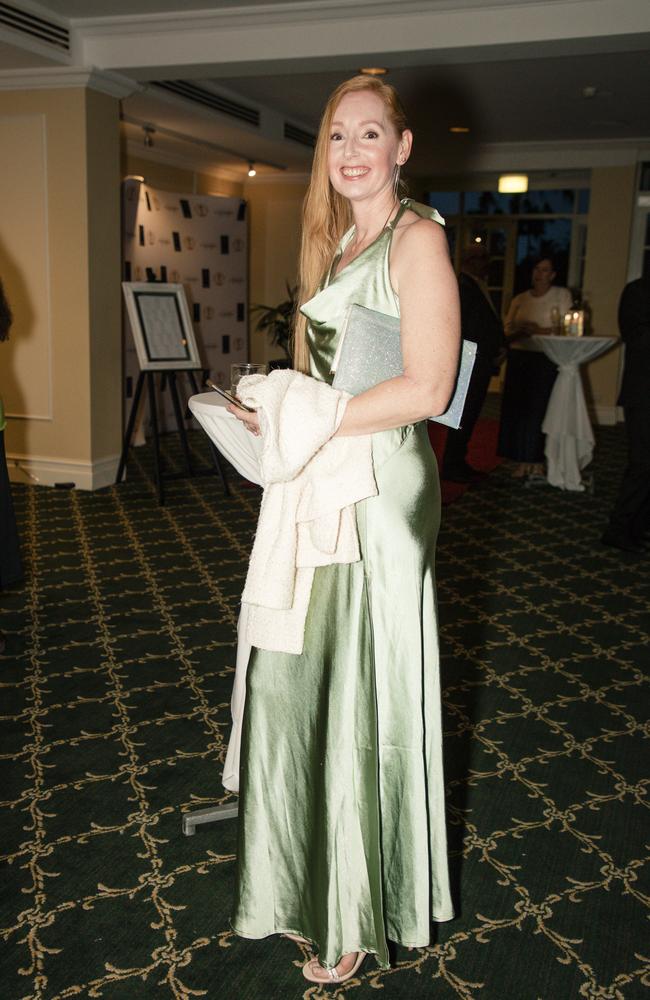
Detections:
231,422,453,969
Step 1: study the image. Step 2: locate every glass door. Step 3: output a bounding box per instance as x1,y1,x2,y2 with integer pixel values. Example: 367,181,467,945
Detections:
459,219,516,319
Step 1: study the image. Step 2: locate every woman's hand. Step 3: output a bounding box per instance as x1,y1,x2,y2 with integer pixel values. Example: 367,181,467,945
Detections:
227,403,261,436
508,320,538,342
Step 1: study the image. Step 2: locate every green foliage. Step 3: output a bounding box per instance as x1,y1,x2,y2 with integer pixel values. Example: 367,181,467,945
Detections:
251,282,297,360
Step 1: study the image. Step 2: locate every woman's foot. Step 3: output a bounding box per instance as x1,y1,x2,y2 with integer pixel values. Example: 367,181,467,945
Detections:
302,951,365,984
284,932,311,945
511,463,530,478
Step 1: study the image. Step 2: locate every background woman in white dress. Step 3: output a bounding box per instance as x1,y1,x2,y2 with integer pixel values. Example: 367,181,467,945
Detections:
497,257,571,479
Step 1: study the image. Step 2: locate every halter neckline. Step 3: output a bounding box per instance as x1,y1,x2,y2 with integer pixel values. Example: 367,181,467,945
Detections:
330,198,411,283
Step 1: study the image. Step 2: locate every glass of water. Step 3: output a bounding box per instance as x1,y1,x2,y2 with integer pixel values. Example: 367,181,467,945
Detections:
231,362,267,397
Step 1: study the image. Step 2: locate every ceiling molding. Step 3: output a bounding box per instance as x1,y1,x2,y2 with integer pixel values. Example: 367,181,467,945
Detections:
447,136,650,174
474,137,650,155
124,136,245,183
0,64,140,96
69,0,582,34
73,0,650,74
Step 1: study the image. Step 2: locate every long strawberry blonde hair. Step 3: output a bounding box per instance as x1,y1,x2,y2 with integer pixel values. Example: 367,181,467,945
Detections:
293,75,409,372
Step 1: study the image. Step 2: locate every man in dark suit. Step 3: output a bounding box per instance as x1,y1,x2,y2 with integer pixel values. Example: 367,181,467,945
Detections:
601,275,650,555
442,245,505,482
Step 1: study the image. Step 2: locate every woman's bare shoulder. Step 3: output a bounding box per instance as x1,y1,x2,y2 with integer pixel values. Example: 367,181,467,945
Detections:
392,211,447,259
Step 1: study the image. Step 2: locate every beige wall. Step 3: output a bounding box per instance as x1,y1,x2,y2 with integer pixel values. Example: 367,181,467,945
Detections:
0,86,122,488
0,111,52,424
582,165,637,419
243,177,308,364
88,90,123,465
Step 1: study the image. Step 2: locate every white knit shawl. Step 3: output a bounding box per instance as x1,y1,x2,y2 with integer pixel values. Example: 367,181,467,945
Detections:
237,368,377,655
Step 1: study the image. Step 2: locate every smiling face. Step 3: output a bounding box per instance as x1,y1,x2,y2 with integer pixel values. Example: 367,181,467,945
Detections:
327,89,411,205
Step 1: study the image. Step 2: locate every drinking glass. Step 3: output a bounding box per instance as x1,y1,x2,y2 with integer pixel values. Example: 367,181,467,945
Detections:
550,305,561,334
231,362,267,397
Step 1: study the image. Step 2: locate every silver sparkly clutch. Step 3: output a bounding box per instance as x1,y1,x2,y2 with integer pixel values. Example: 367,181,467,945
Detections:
331,303,477,429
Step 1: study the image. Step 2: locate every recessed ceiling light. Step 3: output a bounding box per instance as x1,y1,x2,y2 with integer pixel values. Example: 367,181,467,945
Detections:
359,67,388,76
449,126,470,134
498,174,528,193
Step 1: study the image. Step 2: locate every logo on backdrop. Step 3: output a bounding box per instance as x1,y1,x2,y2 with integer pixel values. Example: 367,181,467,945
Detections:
122,183,248,430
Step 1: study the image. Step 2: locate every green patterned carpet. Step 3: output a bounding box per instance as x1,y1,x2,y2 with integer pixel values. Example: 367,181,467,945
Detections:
1,423,648,1000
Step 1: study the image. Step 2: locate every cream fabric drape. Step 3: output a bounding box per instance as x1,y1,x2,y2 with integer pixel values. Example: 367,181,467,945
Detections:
531,335,617,490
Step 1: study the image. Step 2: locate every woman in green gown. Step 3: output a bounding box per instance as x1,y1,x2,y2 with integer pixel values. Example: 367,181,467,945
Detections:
228,75,460,984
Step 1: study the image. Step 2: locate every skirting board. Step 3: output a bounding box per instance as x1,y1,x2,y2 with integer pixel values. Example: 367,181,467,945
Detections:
6,452,120,491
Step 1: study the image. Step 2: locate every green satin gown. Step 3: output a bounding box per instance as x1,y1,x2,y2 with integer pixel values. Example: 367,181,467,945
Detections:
232,199,453,969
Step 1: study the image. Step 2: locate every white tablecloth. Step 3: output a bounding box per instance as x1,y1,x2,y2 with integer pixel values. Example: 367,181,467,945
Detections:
188,391,263,486
530,335,617,491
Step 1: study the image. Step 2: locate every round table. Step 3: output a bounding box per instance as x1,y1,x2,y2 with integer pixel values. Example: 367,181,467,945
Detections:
530,335,617,491
188,391,263,486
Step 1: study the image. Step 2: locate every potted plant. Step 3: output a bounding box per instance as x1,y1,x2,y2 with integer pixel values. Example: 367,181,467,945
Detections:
251,283,296,366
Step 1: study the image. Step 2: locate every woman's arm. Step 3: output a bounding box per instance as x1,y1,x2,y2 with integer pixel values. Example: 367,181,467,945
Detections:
335,218,460,436
503,294,536,341
228,219,460,437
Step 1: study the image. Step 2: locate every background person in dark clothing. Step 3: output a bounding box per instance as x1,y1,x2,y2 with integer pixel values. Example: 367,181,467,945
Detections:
442,244,505,482
1,279,23,653
601,275,650,555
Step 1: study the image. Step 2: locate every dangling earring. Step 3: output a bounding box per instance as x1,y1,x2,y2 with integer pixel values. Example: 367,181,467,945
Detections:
393,162,401,198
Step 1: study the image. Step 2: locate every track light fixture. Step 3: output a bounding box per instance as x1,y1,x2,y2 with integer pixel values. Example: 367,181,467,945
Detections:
122,113,288,173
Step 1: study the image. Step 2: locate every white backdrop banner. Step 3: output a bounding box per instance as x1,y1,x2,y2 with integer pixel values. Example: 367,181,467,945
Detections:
122,179,248,429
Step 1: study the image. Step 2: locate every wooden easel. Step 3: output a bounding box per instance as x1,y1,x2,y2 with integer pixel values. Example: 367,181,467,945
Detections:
115,368,230,504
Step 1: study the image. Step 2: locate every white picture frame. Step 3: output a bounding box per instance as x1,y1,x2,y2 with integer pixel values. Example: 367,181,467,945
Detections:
122,282,202,371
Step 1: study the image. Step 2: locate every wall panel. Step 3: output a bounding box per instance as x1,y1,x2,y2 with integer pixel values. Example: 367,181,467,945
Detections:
0,113,51,420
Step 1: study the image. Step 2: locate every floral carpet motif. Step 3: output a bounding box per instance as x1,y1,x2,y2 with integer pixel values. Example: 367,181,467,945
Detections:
0,423,648,999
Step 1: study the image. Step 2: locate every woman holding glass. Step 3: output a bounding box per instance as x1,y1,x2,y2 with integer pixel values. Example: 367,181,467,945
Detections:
498,257,571,478
227,75,459,984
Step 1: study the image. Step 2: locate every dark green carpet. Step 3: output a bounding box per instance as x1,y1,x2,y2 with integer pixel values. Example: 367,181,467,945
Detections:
1,424,648,999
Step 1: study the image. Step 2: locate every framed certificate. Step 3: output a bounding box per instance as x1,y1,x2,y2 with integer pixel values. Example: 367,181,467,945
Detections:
122,282,202,370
